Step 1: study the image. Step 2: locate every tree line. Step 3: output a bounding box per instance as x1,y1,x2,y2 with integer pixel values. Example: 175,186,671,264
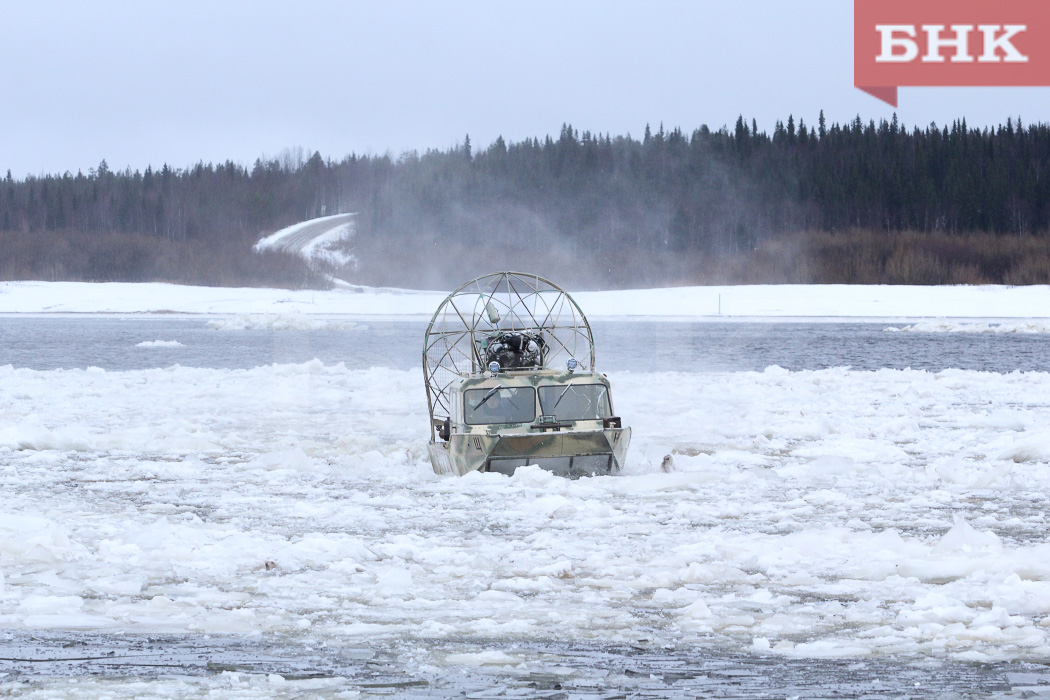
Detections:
2,114,1048,288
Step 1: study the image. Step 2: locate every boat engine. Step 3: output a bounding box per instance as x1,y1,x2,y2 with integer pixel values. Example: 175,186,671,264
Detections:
485,331,545,369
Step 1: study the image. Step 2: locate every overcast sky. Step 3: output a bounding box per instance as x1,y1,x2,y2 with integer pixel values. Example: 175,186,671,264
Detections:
2,0,1047,177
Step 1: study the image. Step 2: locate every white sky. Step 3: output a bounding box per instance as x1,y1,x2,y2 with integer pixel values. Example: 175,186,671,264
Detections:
2,0,1047,177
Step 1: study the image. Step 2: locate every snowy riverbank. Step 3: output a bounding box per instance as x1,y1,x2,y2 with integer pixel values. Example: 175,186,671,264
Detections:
1,280,1049,318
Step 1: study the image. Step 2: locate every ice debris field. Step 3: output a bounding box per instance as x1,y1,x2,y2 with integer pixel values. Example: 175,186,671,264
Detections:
4,362,1050,662
4,281,1050,692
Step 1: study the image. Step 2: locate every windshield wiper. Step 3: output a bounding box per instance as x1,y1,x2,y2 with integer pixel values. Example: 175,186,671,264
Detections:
474,385,502,410
551,382,575,411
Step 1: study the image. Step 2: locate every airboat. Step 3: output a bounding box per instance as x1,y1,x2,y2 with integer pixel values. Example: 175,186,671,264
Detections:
423,272,631,478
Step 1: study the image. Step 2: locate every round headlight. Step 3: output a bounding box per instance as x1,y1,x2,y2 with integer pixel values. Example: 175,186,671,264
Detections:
488,361,500,374
567,358,578,371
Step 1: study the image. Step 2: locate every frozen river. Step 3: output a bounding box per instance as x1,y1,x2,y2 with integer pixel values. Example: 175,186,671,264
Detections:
3,316,1050,698
2,315,1049,372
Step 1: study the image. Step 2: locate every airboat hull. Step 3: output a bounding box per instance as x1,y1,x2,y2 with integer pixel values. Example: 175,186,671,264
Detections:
428,426,631,477
427,441,455,476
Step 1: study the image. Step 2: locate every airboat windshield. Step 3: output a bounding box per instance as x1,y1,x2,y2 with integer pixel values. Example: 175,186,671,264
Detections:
538,384,611,422
464,387,536,425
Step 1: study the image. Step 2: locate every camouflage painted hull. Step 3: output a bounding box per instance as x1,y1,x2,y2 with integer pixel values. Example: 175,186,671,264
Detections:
428,426,631,478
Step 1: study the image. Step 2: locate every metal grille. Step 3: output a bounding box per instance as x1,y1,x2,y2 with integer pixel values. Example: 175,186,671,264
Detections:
422,272,595,439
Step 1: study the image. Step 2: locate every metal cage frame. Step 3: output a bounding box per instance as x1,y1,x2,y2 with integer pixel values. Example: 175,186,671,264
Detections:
422,272,595,439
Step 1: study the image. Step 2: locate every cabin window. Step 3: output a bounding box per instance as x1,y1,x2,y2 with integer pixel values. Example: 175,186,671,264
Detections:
464,387,536,425
538,384,611,422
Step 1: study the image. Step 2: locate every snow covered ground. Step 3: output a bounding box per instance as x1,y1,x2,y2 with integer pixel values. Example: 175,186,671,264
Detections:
2,280,1050,319
4,361,1050,666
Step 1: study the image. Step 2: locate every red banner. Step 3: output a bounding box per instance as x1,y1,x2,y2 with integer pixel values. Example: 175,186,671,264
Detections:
855,0,1050,106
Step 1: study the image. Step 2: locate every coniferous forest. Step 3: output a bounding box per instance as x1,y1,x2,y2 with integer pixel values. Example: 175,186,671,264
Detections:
2,114,1049,289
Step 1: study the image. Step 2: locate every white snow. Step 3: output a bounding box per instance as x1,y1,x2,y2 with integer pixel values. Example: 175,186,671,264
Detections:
4,360,1050,663
1,280,1050,318
135,340,184,347
885,320,1050,333
0,280,439,315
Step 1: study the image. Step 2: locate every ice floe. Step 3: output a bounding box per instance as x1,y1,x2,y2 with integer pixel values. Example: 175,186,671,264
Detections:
135,340,184,348
885,320,1050,333
2,361,1050,662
